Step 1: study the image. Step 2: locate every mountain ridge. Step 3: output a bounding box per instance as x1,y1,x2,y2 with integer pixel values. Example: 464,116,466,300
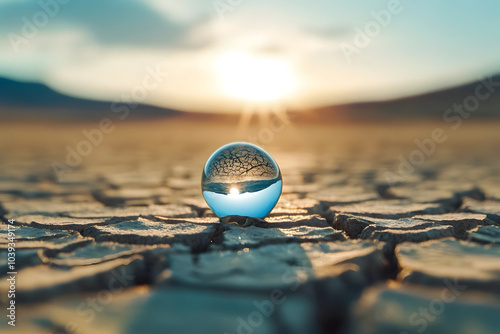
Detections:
1,75,499,119
0,77,179,120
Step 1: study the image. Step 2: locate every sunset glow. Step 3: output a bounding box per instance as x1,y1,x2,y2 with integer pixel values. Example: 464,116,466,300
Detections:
216,53,295,102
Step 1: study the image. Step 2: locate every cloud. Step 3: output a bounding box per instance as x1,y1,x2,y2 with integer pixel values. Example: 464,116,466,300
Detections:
0,0,212,49
1,0,500,113
144,0,212,23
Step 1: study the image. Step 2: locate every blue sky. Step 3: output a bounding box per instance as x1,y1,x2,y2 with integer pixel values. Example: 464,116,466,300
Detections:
1,0,499,112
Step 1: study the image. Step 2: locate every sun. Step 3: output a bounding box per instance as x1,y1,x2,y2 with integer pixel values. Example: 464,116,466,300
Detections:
229,187,240,195
216,52,295,102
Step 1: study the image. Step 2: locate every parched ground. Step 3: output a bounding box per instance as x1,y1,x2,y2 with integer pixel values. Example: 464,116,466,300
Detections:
1,116,500,334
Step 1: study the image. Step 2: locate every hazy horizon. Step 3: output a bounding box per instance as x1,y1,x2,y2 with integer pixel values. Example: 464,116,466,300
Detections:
1,0,500,113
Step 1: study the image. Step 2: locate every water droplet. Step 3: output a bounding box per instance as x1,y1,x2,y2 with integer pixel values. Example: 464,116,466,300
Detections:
202,142,282,218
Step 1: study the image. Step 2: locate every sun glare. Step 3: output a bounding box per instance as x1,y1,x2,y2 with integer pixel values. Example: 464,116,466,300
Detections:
229,187,240,195
216,52,295,102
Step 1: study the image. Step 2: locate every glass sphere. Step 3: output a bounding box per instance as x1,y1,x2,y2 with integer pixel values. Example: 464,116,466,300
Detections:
202,142,282,218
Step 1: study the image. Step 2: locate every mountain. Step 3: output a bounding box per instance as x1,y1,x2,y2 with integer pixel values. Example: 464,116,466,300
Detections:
1,75,499,120
308,75,500,120
0,77,179,120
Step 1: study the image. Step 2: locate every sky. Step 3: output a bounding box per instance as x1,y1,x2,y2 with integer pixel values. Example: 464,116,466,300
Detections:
1,0,500,113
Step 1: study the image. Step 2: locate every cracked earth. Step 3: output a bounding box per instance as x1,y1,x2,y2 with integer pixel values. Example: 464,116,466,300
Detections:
0,118,499,334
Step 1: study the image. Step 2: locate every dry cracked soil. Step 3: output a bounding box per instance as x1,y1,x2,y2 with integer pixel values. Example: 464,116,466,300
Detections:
1,117,499,334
